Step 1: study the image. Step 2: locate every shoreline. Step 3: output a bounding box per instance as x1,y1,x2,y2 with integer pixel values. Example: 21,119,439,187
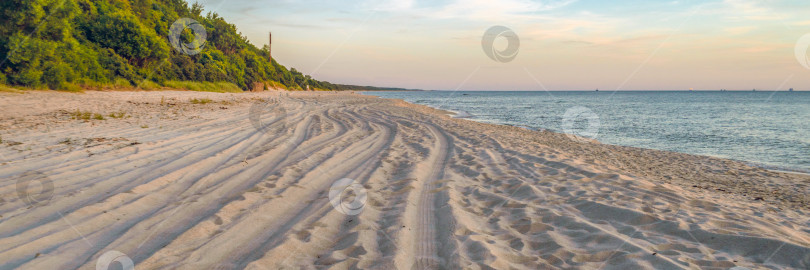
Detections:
0,90,807,269
364,92,809,207
362,91,810,175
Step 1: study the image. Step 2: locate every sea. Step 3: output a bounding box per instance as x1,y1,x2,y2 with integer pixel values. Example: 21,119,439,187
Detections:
363,91,810,173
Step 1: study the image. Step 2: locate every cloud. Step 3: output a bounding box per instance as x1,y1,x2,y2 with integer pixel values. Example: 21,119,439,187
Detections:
369,0,415,11
365,0,577,21
205,0,810,90
429,0,577,21
721,0,779,21
560,40,595,46
275,23,326,29
724,26,757,35
793,20,810,26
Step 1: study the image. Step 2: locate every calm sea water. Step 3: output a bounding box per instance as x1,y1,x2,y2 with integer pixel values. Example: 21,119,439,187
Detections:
363,91,810,172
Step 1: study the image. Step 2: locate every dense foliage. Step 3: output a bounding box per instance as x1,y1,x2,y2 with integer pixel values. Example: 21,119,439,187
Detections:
0,0,369,91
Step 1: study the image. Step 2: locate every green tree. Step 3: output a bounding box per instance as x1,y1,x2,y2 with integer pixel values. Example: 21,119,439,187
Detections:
0,0,355,91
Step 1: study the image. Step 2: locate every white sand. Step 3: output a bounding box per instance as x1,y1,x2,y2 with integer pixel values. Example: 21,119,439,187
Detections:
0,90,808,269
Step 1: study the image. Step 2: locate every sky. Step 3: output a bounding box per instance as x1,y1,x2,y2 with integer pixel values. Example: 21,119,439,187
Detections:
194,0,810,90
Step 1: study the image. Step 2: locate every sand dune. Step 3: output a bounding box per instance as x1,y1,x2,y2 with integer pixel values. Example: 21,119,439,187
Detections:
0,90,808,269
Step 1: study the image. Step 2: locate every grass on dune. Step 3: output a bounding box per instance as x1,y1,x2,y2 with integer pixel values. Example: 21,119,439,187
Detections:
189,98,213,104
163,81,242,93
0,84,24,93
1,83,84,93
1,81,244,93
72,110,104,120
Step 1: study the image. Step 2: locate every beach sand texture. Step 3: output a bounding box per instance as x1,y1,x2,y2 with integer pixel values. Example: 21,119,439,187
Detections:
0,91,808,269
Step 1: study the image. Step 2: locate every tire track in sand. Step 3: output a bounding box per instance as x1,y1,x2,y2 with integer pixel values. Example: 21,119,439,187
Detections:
397,122,453,269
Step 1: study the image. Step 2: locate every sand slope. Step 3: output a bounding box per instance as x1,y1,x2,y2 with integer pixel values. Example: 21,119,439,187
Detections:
0,91,808,269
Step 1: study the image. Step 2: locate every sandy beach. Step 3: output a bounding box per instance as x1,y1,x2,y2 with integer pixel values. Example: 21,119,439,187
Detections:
0,90,808,269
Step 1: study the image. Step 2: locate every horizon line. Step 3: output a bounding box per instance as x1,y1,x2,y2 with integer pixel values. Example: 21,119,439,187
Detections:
398,89,808,92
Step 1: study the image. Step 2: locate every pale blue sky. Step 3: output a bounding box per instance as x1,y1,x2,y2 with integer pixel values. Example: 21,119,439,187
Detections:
195,0,810,90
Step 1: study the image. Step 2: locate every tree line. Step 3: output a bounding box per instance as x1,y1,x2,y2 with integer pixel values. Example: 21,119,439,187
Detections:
0,0,403,91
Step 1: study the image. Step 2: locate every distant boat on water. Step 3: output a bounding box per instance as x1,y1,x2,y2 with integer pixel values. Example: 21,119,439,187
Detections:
789,88,794,92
